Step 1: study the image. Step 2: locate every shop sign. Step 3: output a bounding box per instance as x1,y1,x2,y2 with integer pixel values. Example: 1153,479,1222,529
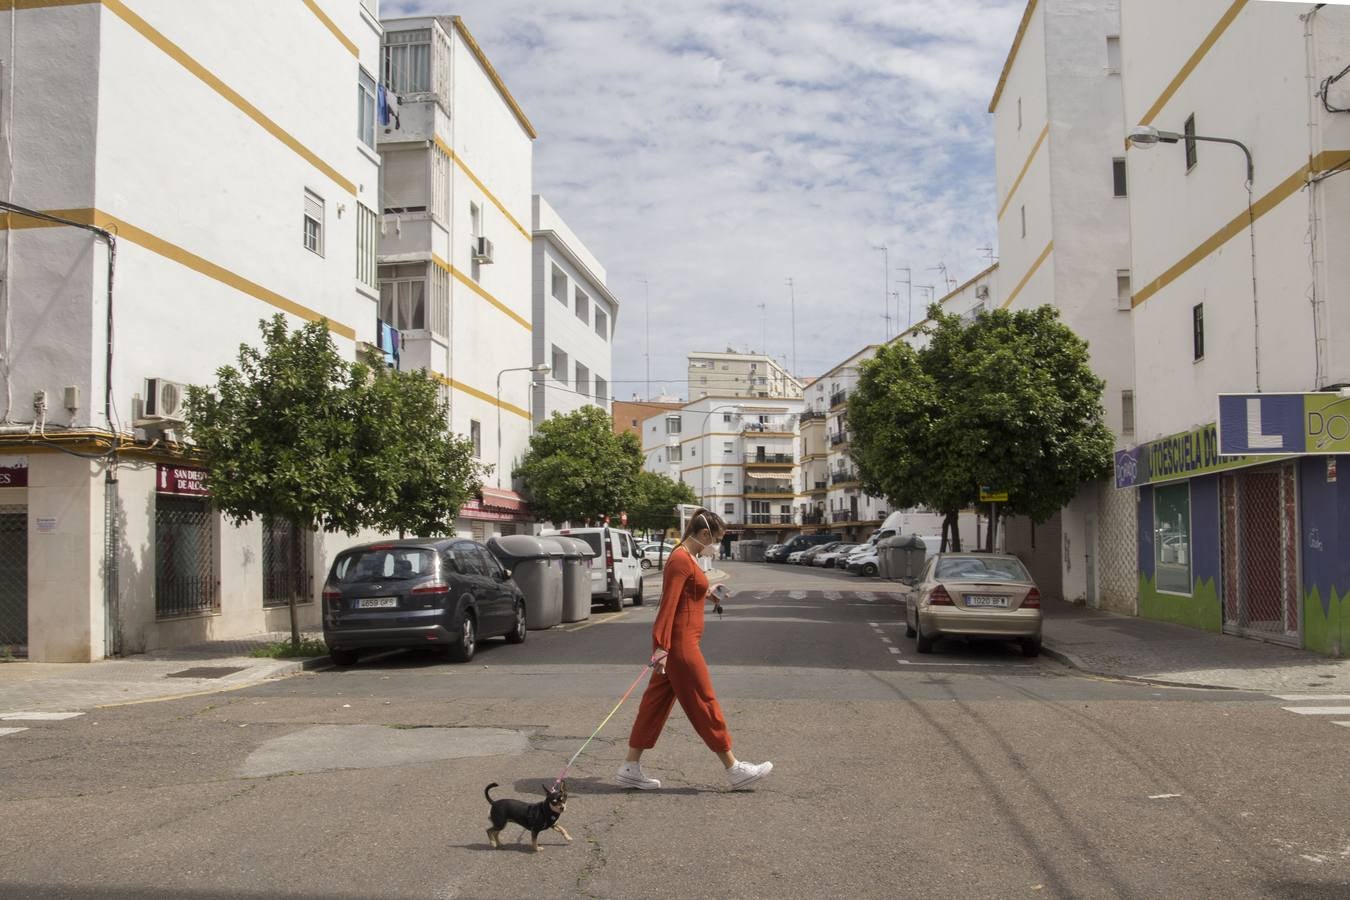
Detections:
1114,422,1277,489
978,487,1008,502
0,455,28,487
1217,392,1350,455
157,464,209,496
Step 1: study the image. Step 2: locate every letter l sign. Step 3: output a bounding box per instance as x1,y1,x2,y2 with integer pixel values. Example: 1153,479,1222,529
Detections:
1246,398,1284,449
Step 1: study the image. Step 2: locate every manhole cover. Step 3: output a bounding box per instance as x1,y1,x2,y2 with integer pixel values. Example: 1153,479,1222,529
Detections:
166,666,246,679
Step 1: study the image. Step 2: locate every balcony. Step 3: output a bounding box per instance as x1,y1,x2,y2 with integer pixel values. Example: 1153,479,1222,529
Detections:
809,480,827,494
828,431,849,447
745,513,795,526
831,510,854,523
745,452,794,465
802,510,825,525
831,469,860,485
743,482,794,495
799,409,826,423
829,390,848,409
742,420,793,435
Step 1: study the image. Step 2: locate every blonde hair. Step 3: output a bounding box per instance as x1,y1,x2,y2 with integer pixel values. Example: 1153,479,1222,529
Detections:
681,508,726,544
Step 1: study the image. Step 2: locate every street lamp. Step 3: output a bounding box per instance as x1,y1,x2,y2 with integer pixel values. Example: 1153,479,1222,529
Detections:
1128,124,1260,390
496,363,551,488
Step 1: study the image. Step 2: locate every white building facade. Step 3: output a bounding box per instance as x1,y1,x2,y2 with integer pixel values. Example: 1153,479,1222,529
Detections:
688,352,804,400
532,195,616,426
0,1,384,661
375,14,536,536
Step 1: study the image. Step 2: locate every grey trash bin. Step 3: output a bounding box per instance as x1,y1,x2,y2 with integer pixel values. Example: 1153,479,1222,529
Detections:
881,534,928,583
740,540,767,562
554,536,596,624
487,535,564,630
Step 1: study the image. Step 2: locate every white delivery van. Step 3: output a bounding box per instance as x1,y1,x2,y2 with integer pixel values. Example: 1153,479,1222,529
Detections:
549,526,645,612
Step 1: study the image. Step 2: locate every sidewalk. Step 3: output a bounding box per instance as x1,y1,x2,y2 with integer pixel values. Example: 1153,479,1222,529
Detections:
0,632,327,715
1041,599,1350,693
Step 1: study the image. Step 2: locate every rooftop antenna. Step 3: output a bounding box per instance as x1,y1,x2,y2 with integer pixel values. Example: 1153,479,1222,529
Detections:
929,263,956,295
756,302,767,357
785,277,797,378
977,246,996,264
872,245,890,342
896,266,913,331
639,277,650,401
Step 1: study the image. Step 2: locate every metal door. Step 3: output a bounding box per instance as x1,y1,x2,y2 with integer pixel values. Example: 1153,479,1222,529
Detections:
0,507,27,655
1221,463,1299,645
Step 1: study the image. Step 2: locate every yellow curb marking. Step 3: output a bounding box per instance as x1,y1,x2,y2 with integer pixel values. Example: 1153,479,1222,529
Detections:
563,611,631,633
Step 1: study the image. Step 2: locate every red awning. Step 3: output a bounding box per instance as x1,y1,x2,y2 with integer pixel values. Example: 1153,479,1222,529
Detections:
462,487,530,521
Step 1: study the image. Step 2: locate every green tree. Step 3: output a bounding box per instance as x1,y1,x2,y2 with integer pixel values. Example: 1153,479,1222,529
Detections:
849,305,1113,551
628,470,698,558
514,406,643,527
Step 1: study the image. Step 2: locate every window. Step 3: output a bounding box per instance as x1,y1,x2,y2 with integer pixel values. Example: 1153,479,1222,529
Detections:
1116,270,1132,310
358,68,377,149
595,308,608,340
552,264,568,304
431,148,451,222
357,203,377,289
470,201,482,237
469,420,481,458
594,376,607,405
575,289,590,324
575,362,590,397
1184,114,1197,171
1192,303,1205,361
1020,204,1027,239
303,189,324,256
723,413,733,423
383,29,431,94
1154,482,1192,594
1121,390,1135,434
155,495,217,618
263,517,310,609
430,264,449,336
378,264,427,331
1112,158,1128,197
669,445,682,462
551,345,568,381
723,471,733,485
723,441,733,455
1106,36,1121,73
724,503,735,515
665,416,681,434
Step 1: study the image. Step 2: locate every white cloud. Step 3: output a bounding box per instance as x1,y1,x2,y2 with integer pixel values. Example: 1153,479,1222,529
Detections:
390,0,1024,393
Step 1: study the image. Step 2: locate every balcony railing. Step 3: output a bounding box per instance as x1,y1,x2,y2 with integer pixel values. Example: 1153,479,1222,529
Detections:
831,469,859,485
830,390,848,408
799,409,826,423
828,431,849,447
746,513,795,525
810,480,827,492
831,510,854,523
802,510,825,525
745,452,794,465
742,420,793,434
743,482,794,494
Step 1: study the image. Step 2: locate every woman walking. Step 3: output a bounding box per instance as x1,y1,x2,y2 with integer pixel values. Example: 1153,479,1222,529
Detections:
616,509,773,791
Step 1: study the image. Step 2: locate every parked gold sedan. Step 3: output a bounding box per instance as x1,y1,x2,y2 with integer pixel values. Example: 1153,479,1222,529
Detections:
905,553,1042,657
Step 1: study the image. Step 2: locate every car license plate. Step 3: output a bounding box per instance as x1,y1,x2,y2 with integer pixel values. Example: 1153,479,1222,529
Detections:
965,595,1008,608
356,597,398,609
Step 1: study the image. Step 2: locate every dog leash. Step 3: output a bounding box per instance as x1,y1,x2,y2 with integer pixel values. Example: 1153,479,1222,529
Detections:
552,651,666,788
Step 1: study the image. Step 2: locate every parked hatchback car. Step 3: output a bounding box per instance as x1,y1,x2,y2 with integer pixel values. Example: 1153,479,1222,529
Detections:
797,541,844,566
906,553,1042,657
639,541,678,569
846,546,881,577
768,533,841,563
322,539,526,667
812,543,858,568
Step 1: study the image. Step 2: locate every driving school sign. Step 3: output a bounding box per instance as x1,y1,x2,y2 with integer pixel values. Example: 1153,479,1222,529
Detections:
1114,423,1275,488
1217,392,1350,455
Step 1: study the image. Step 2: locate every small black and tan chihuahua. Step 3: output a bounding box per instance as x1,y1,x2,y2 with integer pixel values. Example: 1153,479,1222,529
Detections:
484,780,571,852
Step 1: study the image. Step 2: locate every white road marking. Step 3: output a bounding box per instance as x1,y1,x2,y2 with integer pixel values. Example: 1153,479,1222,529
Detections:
789,591,806,600
866,622,878,627
1148,793,1182,800
895,660,1014,667
880,637,892,644
1273,694,1350,702
856,591,876,602
1281,706,1350,716
1335,722,1350,729
888,647,900,655
0,712,85,721
823,591,842,601
0,727,28,737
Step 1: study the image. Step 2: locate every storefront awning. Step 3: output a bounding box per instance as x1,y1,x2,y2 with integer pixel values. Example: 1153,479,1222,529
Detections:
462,487,530,522
745,470,791,480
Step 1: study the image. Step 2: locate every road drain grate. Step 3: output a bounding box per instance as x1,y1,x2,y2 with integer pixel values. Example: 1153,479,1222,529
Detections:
165,666,246,679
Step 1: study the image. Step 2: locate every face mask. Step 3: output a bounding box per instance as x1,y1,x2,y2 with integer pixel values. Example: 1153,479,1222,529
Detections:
699,541,718,559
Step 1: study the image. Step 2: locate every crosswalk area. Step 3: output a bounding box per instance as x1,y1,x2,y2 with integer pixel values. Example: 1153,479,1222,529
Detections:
1273,694,1350,730
0,710,84,737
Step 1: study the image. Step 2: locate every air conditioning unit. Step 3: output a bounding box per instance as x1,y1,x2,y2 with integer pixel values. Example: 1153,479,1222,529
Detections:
143,377,188,422
975,284,990,300
472,236,494,264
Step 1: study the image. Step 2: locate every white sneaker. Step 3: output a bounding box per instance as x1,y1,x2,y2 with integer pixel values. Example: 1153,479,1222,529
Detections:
615,762,661,790
726,760,773,790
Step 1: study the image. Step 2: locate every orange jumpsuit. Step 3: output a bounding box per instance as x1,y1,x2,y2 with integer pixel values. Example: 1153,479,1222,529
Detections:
628,546,732,753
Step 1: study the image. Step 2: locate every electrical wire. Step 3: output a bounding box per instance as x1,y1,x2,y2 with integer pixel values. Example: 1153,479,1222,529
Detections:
1319,60,1350,114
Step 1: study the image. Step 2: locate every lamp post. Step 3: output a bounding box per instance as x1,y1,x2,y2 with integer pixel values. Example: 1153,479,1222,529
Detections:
496,363,551,488
1129,124,1260,391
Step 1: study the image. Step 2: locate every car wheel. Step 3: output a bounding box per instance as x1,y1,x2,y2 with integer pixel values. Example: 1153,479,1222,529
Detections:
641,558,652,570
863,563,878,577
505,602,526,644
632,577,645,606
448,613,477,663
915,626,934,654
1020,638,1041,658
904,610,917,638
606,586,623,613
328,646,359,667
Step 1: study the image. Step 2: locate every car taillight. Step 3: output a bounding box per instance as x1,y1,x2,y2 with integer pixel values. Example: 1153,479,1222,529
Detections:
929,585,954,606
322,585,341,602
606,552,614,571
1023,588,1041,608
411,583,449,595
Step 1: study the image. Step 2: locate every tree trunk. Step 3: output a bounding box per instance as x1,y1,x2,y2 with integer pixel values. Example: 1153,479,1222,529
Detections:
985,505,997,553
288,594,300,647
943,509,962,552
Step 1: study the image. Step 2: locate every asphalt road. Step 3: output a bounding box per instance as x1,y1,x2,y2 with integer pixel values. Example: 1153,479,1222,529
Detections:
3,562,1348,899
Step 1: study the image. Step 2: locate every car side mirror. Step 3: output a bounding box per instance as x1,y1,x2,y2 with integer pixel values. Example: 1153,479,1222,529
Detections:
498,569,511,581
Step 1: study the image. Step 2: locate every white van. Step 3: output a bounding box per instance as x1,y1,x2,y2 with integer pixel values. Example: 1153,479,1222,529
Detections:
550,526,645,612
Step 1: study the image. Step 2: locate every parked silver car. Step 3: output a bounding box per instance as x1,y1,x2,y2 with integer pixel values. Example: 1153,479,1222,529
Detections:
906,553,1042,657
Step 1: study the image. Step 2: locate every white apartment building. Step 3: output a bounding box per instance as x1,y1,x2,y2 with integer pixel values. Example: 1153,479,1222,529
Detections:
532,195,616,426
688,351,804,400
989,0,1137,609
375,14,536,535
1115,1,1350,653
640,396,803,541
0,1,383,660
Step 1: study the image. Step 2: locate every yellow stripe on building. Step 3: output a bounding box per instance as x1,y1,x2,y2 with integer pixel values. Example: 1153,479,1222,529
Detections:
999,241,1054,310
431,372,531,421
1137,0,1248,130
998,124,1049,221
300,0,360,57
0,207,356,340
431,254,531,331
433,136,532,242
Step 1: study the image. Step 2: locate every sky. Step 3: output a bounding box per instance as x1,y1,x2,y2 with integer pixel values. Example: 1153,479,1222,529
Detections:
389,0,1026,397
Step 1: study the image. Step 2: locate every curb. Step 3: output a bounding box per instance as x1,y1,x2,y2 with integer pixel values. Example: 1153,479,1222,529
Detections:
94,655,331,710
1040,640,1241,692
